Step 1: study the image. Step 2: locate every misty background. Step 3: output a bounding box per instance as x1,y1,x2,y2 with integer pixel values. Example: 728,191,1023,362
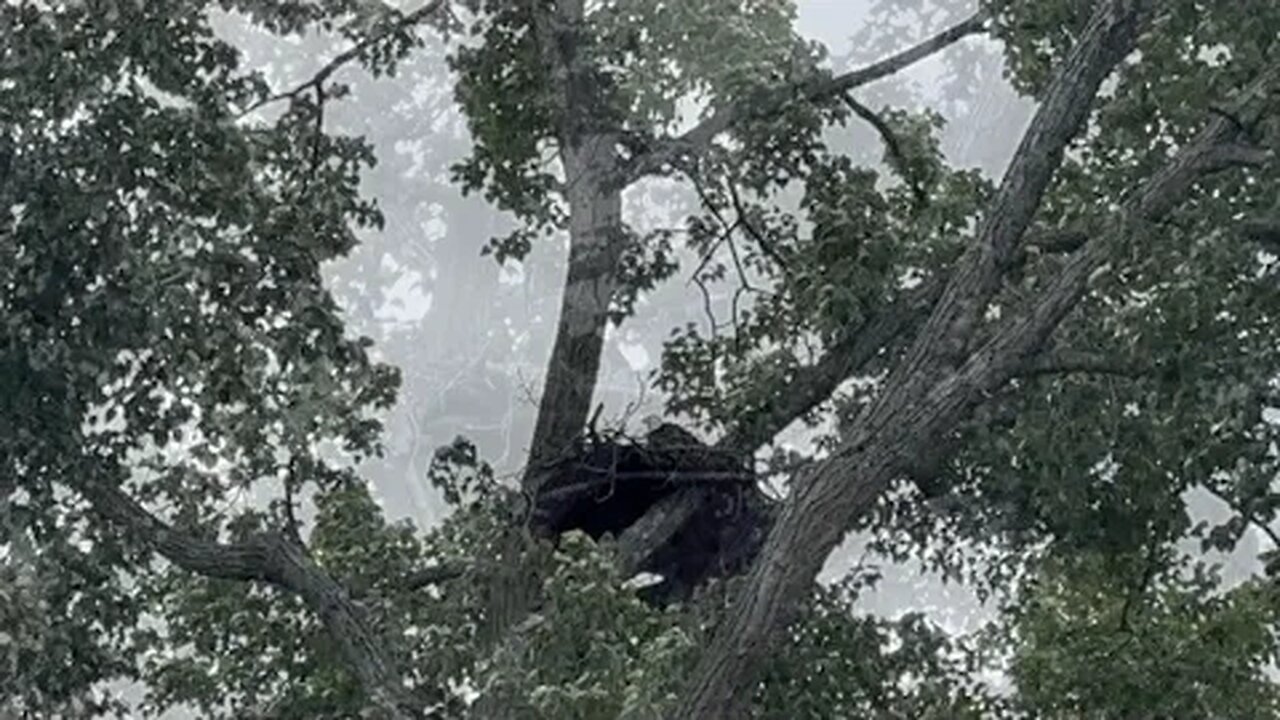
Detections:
214,0,1259,644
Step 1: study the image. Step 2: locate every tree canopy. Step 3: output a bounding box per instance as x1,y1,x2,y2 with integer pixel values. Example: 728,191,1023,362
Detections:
2,0,1280,718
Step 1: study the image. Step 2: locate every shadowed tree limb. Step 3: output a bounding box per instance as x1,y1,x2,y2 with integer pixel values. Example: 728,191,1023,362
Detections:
1242,216,1280,248
1016,350,1154,379
73,476,429,719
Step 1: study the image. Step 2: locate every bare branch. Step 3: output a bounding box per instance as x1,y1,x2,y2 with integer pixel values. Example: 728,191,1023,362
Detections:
817,12,990,96
621,11,988,182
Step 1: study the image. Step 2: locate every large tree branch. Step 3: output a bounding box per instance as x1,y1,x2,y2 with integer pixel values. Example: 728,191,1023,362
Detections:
676,43,1275,718
971,68,1278,394
522,0,627,495
620,11,988,183
74,478,426,719
670,3,1166,717
481,5,632,716
893,1,1157,388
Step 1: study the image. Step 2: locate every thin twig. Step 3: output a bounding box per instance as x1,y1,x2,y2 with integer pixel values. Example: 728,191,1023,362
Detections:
241,0,447,116
726,180,789,271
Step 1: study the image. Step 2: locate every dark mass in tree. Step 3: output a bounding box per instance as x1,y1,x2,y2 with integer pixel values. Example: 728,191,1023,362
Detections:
532,420,770,603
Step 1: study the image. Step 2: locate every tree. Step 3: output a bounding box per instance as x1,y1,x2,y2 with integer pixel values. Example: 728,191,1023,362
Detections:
4,0,1280,718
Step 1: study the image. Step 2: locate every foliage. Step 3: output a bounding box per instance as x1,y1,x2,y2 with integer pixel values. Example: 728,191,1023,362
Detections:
3,0,1280,718
1006,552,1280,718
0,0,402,713
756,573,1007,719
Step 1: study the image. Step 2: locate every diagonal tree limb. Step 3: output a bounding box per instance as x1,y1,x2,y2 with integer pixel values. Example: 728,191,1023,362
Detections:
242,0,449,116
894,1,1158,386
620,11,988,183
670,3,1172,716
971,68,1279,393
73,477,428,719
678,50,1275,720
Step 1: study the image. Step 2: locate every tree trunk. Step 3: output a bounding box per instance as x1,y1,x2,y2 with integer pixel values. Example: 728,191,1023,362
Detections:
523,134,624,493
672,358,986,718
474,133,625,720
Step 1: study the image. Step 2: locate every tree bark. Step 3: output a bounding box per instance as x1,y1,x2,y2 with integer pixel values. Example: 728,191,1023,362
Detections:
671,2,1163,716
523,134,624,494
75,477,426,719
594,7,993,589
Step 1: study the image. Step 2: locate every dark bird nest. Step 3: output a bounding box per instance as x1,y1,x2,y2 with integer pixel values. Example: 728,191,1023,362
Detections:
531,422,773,604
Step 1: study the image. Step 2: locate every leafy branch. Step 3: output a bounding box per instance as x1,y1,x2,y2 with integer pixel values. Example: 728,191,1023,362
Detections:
242,0,449,116
620,11,989,183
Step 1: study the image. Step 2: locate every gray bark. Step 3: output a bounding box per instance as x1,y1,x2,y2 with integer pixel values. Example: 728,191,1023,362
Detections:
674,17,1278,720
75,477,426,719
523,134,624,493
551,0,992,595
671,3,1177,716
